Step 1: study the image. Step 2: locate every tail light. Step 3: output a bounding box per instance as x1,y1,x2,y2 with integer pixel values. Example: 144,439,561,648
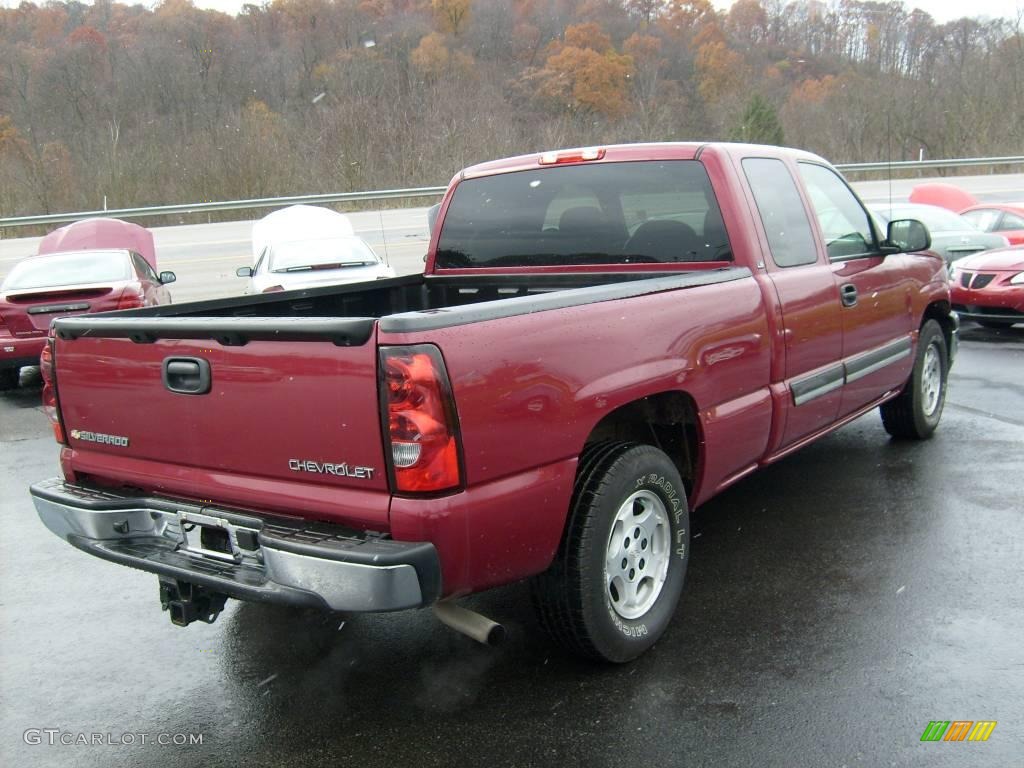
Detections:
262,285,285,293
380,345,462,494
117,288,145,309
40,338,66,444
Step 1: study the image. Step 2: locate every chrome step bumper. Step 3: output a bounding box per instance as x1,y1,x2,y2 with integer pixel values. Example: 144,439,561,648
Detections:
31,479,441,612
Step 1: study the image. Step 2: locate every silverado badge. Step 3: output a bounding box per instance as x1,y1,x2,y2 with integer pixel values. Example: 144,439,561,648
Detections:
69,429,130,447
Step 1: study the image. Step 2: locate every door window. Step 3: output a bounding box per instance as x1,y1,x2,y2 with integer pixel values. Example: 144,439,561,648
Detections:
798,163,877,259
742,158,818,267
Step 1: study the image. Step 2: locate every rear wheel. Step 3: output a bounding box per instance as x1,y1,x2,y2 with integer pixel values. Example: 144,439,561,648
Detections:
880,320,948,439
0,368,19,391
531,442,689,662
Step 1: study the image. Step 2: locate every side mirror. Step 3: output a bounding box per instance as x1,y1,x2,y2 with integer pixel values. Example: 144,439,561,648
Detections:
159,271,177,285
884,219,931,254
236,266,253,278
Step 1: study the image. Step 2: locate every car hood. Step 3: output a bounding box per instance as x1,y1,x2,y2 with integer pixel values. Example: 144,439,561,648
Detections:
951,246,1024,272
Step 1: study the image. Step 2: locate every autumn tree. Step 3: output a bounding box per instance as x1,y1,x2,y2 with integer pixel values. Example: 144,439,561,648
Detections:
411,31,450,79
693,34,745,103
0,0,1021,221
531,22,635,118
626,0,664,25
660,0,717,40
725,0,768,50
432,0,470,36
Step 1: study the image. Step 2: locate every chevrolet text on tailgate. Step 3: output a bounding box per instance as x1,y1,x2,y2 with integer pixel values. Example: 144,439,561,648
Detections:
31,143,957,662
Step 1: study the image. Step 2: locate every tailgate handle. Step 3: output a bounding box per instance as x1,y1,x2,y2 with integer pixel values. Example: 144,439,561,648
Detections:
162,357,211,395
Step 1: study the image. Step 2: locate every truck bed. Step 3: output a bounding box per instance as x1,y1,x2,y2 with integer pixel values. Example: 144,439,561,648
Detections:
52,269,750,343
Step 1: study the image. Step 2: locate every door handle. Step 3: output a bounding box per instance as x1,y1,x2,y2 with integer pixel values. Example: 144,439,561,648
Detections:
840,283,858,307
162,357,211,394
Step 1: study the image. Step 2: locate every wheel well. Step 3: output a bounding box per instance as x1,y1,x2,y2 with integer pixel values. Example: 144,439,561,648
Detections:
923,300,954,351
583,392,700,496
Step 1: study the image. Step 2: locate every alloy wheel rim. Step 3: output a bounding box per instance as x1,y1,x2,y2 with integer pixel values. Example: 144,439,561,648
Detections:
605,490,671,620
921,343,942,417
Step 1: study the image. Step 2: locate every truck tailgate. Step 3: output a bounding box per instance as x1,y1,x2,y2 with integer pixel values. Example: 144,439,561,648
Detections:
52,318,389,527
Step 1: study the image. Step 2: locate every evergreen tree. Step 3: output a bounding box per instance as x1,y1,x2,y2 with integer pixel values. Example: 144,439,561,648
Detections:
732,95,784,145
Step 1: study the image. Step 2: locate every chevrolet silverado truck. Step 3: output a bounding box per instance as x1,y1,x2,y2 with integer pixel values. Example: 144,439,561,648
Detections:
30,143,957,662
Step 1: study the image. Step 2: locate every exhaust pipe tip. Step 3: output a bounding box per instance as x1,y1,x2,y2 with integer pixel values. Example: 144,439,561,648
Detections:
484,622,506,647
433,601,505,647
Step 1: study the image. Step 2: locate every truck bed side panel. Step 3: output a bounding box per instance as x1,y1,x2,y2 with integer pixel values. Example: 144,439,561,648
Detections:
381,275,773,592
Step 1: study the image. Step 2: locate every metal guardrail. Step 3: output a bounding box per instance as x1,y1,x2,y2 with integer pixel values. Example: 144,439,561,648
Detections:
835,155,1024,174
0,186,448,230
1,156,1021,230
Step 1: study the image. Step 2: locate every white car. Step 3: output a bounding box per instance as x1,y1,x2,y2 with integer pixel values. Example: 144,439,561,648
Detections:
237,205,395,293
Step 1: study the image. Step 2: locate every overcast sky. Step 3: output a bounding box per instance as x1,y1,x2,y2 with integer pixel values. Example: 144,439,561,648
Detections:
0,0,1019,25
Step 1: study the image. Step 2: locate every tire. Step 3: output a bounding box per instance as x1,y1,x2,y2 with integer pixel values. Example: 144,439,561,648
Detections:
0,368,19,391
531,442,690,663
880,319,948,439
977,320,1014,329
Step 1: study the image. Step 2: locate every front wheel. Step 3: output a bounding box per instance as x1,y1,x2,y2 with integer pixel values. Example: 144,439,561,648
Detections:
880,319,948,439
531,442,689,662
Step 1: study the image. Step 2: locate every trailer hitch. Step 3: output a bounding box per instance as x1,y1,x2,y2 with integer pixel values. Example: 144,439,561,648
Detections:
159,578,228,627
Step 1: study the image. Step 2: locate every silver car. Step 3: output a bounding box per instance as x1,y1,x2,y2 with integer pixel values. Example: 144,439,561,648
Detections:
870,203,1008,265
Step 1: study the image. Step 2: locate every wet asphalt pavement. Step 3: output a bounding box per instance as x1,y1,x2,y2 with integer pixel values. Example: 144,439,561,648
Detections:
1,325,1022,767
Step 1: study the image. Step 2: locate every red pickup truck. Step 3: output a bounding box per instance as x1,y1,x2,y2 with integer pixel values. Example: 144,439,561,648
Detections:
30,143,957,662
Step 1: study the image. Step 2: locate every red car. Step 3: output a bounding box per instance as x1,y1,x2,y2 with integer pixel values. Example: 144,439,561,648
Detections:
950,245,1024,328
0,218,174,390
959,204,1024,246
909,183,1024,245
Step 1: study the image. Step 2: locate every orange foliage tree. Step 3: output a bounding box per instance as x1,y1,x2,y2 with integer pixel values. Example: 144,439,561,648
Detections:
431,0,470,37
533,23,634,118
692,22,745,104
411,32,450,79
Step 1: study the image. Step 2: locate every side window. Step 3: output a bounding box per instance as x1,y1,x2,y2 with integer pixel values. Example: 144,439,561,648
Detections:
998,212,1024,231
742,158,819,267
798,163,877,259
131,253,158,282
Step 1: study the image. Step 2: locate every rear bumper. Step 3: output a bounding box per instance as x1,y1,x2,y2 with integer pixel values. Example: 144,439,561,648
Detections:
0,334,44,369
30,479,441,612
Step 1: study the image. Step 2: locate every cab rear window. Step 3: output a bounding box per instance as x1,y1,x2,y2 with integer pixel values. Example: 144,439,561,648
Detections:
435,161,731,268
